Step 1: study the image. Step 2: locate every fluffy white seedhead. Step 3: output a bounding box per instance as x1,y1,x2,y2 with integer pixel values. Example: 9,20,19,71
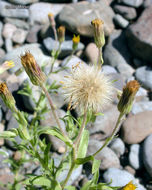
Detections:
62,63,114,112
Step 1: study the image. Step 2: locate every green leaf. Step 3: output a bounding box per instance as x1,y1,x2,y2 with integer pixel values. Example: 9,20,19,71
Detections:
92,159,101,174
0,131,17,139
65,186,76,190
32,176,51,186
92,170,99,185
75,155,93,165
77,130,89,159
80,181,92,190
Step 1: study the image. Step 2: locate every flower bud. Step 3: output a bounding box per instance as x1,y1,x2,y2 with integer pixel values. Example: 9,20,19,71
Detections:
57,26,65,44
91,18,105,49
72,35,80,51
48,13,56,28
118,80,140,115
21,52,46,86
0,82,16,111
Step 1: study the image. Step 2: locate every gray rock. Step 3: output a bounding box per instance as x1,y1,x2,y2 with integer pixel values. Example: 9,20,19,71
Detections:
126,6,152,63
119,0,143,8
12,29,28,44
143,134,152,177
104,30,134,80
8,0,39,5
113,5,137,20
135,66,152,91
129,144,141,169
0,22,3,48
114,14,129,28
26,25,42,43
58,0,115,37
84,43,98,64
1,43,51,74
102,65,117,74
109,138,125,157
0,48,5,59
136,87,147,98
103,168,146,190
5,38,13,53
88,139,120,170
0,147,12,168
132,101,152,114
0,1,29,19
2,23,17,39
29,2,65,25
143,0,152,8
0,110,2,123
4,18,29,30
43,37,84,58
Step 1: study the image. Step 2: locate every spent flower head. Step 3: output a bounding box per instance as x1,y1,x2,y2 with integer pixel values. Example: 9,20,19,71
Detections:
72,35,80,51
62,63,113,112
20,52,46,86
57,26,65,44
122,181,137,190
91,18,105,49
0,82,16,111
118,80,140,115
0,61,14,74
48,13,56,28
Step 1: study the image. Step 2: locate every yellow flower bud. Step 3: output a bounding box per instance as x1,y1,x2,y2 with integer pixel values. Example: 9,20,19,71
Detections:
72,35,80,50
48,12,56,28
20,52,46,86
91,18,105,49
57,26,65,44
118,80,140,115
0,82,16,111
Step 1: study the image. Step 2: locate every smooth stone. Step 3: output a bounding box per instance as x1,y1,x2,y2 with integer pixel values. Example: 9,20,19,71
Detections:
88,139,120,170
0,22,3,47
136,87,147,98
84,43,98,64
0,48,5,59
29,2,65,25
0,1,29,19
135,66,152,91
0,123,4,146
58,0,115,37
143,0,152,8
122,111,152,144
0,147,12,168
124,165,136,176
102,65,117,74
126,6,152,63
109,138,125,157
129,144,141,169
132,101,152,114
103,30,134,80
4,18,29,30
113,5,137,20
2,23,17,39
119,0,143,8
12,29,28,44
114,14,129,28
43,37,84,58
8,0,39,5
103,168,146,190
88,105,120,140
26,25,42,43
5,38,13,52
143,134,152,177
1,43,51,73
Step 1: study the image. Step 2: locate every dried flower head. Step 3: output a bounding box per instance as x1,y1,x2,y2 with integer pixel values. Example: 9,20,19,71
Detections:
0,82,16,111
62,63,113,112
91,18,105,49
122,181,137,190
118,80,140,115
72,35,80,50
57,26,65,44
48,12,56,28
20,52,46,86
0,61,14,74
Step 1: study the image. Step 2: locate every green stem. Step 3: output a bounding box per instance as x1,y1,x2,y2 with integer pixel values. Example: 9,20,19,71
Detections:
93,112,124,157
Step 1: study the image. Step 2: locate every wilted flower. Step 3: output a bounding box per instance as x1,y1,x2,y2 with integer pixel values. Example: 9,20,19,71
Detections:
0,61,14,74
91,18,105,49
57,26,65,44
122,181,137,190
118,80,140,115
20,52,46,86
0,82,16,111
62,63,113,112
72,35,80,51
48,13,56,28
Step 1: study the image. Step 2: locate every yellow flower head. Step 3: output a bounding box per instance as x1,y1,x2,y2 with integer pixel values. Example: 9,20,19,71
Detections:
118,80,140,115
57,26,65,43
123,181,137,190
20,51,46,86
48,12,55,27
91,18,105,49
48,13,54,18
0,61,15,74
72,35,80,50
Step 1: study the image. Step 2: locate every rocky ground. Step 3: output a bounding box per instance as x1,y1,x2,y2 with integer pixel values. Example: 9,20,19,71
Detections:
0,0,152,189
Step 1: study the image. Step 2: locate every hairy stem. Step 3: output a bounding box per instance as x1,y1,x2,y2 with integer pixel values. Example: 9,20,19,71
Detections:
93,112,124,157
